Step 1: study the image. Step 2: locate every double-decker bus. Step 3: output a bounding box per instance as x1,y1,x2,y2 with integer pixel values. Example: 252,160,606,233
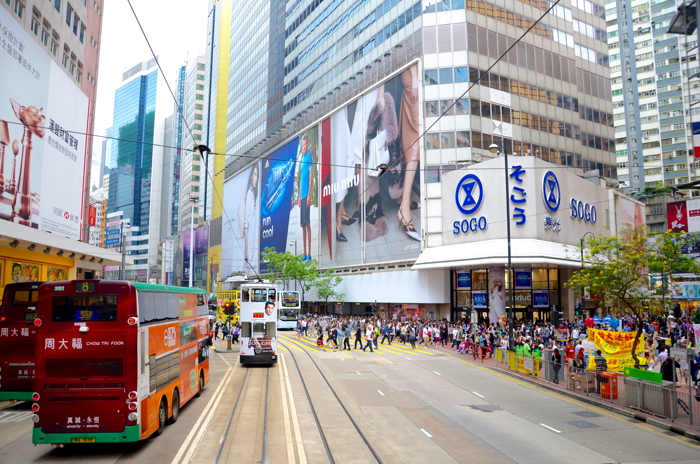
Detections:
277,291,301,330
0,282,43,401
239,283,278,365
31,281,210,445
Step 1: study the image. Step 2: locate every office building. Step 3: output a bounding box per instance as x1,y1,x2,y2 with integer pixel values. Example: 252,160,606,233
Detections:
104,58,170,282
608,0,700,203
220,0,617,320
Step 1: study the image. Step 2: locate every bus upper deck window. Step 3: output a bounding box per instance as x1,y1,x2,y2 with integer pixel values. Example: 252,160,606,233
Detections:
242,290,250,302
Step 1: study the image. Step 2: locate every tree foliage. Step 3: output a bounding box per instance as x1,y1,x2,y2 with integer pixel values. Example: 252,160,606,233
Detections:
314,271,345,314
565,226,700,367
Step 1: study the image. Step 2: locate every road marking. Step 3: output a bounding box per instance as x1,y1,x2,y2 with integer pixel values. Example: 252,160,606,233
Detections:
0,411,33,423
341,358,345,361
278,353,296,464
356,371,362,375
406,357,411,360
170,353,235,464
472,391,485,398
377,390,385,396
540,423,561,433
433,371,441,376
421,429,433,438
281,352,308,464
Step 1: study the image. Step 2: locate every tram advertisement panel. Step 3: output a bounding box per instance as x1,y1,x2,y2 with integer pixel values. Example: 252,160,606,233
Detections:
320,63,422,268
240,288,277,358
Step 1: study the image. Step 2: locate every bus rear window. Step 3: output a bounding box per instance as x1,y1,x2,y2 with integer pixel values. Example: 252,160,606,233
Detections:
52,295,118,322
13,290,39,305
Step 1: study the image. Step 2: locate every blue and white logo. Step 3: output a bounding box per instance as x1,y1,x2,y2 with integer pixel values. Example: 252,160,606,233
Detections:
455,174,484,215
541,171,561,213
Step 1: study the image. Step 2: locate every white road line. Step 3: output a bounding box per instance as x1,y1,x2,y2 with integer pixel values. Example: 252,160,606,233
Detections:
472,391,485,398
540,423,562,434
405,357,411,360
377,390,385,396
356,371,362,375
341,358,345,361
278,354,296,464
281,353,307,464
170,357,235,464
433,371,441,376
421,429,433,438
11,412,33,422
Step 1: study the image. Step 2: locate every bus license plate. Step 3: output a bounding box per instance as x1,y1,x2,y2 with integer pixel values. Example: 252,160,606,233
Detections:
71,438,95,443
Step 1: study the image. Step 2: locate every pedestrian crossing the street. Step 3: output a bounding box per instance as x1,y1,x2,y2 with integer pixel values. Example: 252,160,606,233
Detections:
0,411,33,423
278,333,439,357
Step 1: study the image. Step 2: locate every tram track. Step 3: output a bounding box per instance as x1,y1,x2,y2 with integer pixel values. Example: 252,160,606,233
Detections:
213,365,271,464
278,340,383,464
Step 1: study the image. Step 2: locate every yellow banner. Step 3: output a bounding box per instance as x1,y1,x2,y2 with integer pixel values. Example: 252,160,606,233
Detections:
587,328,646,372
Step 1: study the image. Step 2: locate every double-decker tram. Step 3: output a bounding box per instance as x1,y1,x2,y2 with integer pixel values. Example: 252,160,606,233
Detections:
31,281,210,445
239,282,278,365
277,290,301,330
0,282,43,401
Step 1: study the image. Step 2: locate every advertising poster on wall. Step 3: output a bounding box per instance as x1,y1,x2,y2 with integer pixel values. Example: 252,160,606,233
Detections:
472,291,487,308
616,194,645,230
47,267,67,282
10,261,39,283
457,271,471,289
222,163,260,277
488,266,506,322
533,290,550,308
183,230,191,282
0,10,89,240
320,63,422,268
288,126,319,263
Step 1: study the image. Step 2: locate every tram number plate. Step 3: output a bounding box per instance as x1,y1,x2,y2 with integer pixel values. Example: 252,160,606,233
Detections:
71,438,95,443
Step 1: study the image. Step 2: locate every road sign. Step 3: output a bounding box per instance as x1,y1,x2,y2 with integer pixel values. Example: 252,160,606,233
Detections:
670,347,693,359
105,238,120,245
106,229,121,236
623,367,662,384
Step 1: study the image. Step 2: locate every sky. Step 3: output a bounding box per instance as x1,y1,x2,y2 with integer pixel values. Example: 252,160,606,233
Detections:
92,0,209,185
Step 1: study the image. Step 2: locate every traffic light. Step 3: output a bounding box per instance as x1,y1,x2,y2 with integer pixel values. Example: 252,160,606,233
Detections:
575,302,584,316
551,305,563,326
223,302,234,316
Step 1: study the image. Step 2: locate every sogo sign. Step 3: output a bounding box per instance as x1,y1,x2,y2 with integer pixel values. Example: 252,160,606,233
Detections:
569,198,597,223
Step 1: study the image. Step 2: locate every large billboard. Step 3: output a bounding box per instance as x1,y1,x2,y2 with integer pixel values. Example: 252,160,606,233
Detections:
0,10,89,240
320,63,422,267
222,162,260,277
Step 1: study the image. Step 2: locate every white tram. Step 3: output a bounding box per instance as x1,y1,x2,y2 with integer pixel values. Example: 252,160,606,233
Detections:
239,282,278,365
277,290,301,330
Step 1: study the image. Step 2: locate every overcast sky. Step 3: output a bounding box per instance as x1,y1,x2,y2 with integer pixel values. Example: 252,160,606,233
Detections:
93,0,209,177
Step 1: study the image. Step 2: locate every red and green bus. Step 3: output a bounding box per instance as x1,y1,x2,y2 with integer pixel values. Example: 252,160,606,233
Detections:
31,281,210,444
0,282,43,401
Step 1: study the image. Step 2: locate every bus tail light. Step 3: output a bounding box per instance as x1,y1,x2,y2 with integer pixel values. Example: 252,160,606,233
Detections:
34,318,42,327
31,403,40,412
32,392,40,401
127,391,137,400
32,414,39,423
127,317,137,326
128,402,137,411
128,412,138,421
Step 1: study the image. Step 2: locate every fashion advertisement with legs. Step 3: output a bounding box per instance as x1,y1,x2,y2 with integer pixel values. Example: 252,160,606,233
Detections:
222,163,260,277
320,63,422,268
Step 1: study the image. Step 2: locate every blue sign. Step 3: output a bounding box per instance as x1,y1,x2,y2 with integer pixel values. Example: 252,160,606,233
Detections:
455,174,484,215
541,171,561,213
105,238,120,245
515,270,532,289
533,290,549,308
569,198,597,223
457,272,471,289
106,229,121,236
472,291,488,308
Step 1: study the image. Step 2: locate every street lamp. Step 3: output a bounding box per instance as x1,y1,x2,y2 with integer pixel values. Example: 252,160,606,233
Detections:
580,231,596,317
120,222,131,280
488,143,515,349
189,196,199,288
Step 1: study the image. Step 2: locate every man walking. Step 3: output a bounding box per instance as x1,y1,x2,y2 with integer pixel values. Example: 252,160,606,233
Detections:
363,323,374,352
355,325,363,349
594,349,608,393
343,325,352,350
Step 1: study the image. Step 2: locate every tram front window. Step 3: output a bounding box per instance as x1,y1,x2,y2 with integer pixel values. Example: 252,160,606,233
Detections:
251,289,267,302
253,322,265,338
241,322,252,337
266,322,276,338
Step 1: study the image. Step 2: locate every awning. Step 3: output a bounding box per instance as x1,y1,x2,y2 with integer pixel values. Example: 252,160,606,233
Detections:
0,220,132,268
412,238,582,270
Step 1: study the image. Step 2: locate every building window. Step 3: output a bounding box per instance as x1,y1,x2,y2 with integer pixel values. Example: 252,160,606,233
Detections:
51,32,59,56
79,22,85,43
14,0,25,19
30,8,40,35
41,21,50,46
66,3,72,26
62,45,70,67
54,0,61,12
69,53,76,75
73,13,79,35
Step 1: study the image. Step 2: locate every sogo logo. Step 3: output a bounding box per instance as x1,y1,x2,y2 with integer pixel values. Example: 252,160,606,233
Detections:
164,327,177,347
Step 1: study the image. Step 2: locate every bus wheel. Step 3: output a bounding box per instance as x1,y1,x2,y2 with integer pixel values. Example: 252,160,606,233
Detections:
194,371,204,398
153,398,166,437
166,390,179,425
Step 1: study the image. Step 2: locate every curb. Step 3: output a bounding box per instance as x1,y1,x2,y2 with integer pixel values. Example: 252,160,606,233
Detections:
487,365,700,442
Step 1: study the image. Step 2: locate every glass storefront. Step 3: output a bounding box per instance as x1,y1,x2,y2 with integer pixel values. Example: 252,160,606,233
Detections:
450,268,561,323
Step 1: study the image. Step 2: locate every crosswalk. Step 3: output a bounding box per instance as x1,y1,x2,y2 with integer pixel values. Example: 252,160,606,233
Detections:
277,333,439,357
0,411,33,423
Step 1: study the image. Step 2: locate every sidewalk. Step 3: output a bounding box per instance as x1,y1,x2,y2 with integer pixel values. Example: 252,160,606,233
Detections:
431,344,700,442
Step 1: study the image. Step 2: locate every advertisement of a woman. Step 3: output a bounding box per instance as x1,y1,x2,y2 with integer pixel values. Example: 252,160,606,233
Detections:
489,266,507,323
221,163,260,277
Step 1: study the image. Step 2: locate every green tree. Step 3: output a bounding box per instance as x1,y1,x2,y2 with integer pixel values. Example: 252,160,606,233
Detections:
262,247,319,305
693,307,700,325
565,226,700,368
314,271,345,314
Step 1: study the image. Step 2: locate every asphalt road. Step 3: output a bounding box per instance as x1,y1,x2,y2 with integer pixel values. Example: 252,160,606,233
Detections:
1,335,699,464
